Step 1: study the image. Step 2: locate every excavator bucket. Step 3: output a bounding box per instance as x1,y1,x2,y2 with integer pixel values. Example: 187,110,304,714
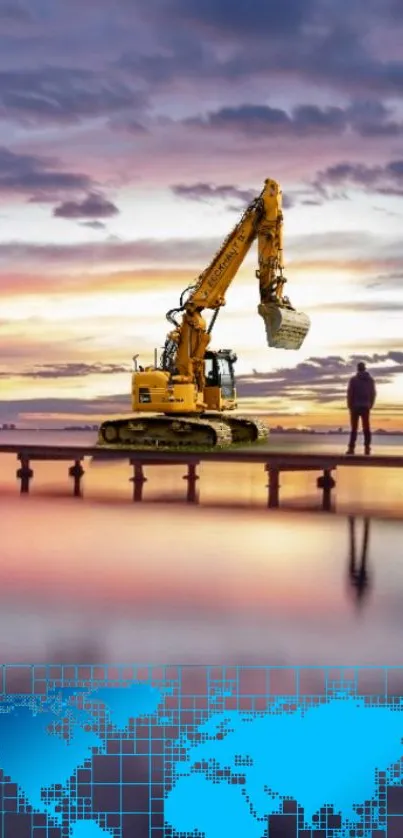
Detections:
258,303,310,350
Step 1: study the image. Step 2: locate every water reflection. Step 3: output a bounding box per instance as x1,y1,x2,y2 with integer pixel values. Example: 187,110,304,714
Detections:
348,517,371,609
1,492,403,668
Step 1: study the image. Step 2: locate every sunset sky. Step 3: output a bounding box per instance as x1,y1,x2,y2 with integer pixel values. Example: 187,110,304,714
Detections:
1,0,403,429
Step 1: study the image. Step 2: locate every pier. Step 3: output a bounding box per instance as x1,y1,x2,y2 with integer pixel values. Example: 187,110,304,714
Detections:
1,443,403,510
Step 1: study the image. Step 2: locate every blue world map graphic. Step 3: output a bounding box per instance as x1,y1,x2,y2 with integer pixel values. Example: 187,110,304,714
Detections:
1,665,403,837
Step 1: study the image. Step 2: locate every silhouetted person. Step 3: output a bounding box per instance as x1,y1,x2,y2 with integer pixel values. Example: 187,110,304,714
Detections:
348,516,371,608
346,362,376,455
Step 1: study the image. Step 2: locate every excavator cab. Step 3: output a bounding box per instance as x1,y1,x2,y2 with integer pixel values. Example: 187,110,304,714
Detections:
204,349,237,400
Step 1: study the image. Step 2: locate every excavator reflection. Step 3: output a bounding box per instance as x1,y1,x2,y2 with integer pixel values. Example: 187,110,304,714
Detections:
347,517,371,608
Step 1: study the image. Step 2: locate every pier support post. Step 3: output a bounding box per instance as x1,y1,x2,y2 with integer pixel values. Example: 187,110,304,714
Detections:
317,469,336,511
183,462,199,504
266,465,280,508
69,460,85,497
130,461,147,502
17,455,33,494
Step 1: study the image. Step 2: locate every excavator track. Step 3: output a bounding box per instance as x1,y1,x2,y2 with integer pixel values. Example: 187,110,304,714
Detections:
97,415,233,449
220,414,269,444
97,413,269,450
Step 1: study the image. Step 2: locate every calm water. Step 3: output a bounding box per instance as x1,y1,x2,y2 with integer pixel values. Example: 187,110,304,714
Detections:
1,497,403,668
0,431,403,670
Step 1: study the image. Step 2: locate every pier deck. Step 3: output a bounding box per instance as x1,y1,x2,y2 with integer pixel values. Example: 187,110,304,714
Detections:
0,443,402,510
1,442,403,467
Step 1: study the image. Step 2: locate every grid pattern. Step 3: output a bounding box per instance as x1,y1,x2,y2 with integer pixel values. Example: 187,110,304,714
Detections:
1,665,403,837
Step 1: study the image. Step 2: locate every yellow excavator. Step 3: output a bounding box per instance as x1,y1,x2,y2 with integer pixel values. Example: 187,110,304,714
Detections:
97,178,310,448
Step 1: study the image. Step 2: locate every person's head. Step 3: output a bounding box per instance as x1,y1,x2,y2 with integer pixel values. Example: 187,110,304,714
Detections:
357,361,366,373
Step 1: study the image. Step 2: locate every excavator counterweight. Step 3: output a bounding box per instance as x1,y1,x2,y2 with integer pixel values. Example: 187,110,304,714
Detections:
96,177,310,450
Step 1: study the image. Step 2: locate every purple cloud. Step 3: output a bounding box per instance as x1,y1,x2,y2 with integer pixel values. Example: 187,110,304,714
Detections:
166,0,312,39
0,2,30,21
314,159,403,197
183,104,349,137
0,67,144,125
0,230,402,277
237,353,403,403
171,183,256,205
53,192,119,220
180,101,403,141
80,220,107,230
170,182,313,211
0,147,92,198
2,352,403,426
0,362,130,380
117,0,403,101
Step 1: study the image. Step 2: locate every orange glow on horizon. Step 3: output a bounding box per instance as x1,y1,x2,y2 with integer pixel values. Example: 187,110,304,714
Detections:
1,253,402,425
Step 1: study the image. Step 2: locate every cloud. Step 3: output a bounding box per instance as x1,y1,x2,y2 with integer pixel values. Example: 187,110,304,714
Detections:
0,398,102,421
125,0,403,100
346,101,403,137
236,353,403,403
2,351,403,425
314,159,403,197
0,2,30,21
172,183,256,205
0,393,130,423
0,230,402,275
2,0,403,140
0,362,130,380
178,100,403,145
183,104,350,138
0,67,143,125
275,26,403,97
119,0,316,89
285,231,398,261
0,236,221,270
1,3,402,199
80,221,107,230
170,182,295,210
53,192,119,220
368,271,403,289
0,147,92,200
313,300,403,313
161,0,315,40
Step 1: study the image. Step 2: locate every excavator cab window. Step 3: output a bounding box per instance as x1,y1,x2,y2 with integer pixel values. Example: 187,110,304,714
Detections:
205,356,217,386
218,356,235,398
205,351,235,397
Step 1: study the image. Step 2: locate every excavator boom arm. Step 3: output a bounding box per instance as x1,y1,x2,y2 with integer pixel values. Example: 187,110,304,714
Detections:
189,178,284,310
161,178,310,388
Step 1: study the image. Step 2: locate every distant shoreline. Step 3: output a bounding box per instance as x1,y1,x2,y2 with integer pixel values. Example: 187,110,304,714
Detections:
1,427,402,437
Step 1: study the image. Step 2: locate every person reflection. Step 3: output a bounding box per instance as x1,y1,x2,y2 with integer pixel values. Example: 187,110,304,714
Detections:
348,516,371,608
